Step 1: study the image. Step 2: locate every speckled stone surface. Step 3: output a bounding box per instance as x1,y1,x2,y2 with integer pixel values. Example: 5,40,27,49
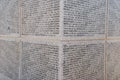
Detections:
0,40,19,80
63,41,104,80
107,41,120,80
1,0,120,80
63,0,106,38
22,0,60,36
108,0,120,37
0,0,19,35
21,42,59,80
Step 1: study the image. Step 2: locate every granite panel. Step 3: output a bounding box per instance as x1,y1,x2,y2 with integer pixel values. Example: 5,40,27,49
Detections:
63,41,104,80
21,42,59,80
22,0,59,36
108,0,120,37
0,0,19,35
63,0,106,38
0,40,19,80
107,41,120,80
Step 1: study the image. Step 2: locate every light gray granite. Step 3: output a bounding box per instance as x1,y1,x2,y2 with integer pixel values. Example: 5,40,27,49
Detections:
63,0,106,37
107,41,120,80
22,0,59,36
21,42,59,80
0,0,19,35
0,40,19,80
108,0,120,37
63,41,104,80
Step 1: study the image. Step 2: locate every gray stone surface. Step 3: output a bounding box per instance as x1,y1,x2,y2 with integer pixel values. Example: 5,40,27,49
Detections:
107,41,120,80
63,41,104,80
0,0,19,35
0,40,19,80
1,0,120,80
63,0,106,37
108,0,120,37
21,42,59,80
22,0,59,36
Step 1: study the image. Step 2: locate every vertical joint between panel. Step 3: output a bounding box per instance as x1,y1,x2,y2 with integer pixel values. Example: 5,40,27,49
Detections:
18,41,22,80
105,0,109,80
19,0,22,37
58,43,63,80
59,0,64,39
105,0,109,39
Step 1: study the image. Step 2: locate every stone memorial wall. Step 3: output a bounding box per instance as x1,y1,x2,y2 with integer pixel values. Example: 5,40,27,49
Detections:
0,0,120,80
